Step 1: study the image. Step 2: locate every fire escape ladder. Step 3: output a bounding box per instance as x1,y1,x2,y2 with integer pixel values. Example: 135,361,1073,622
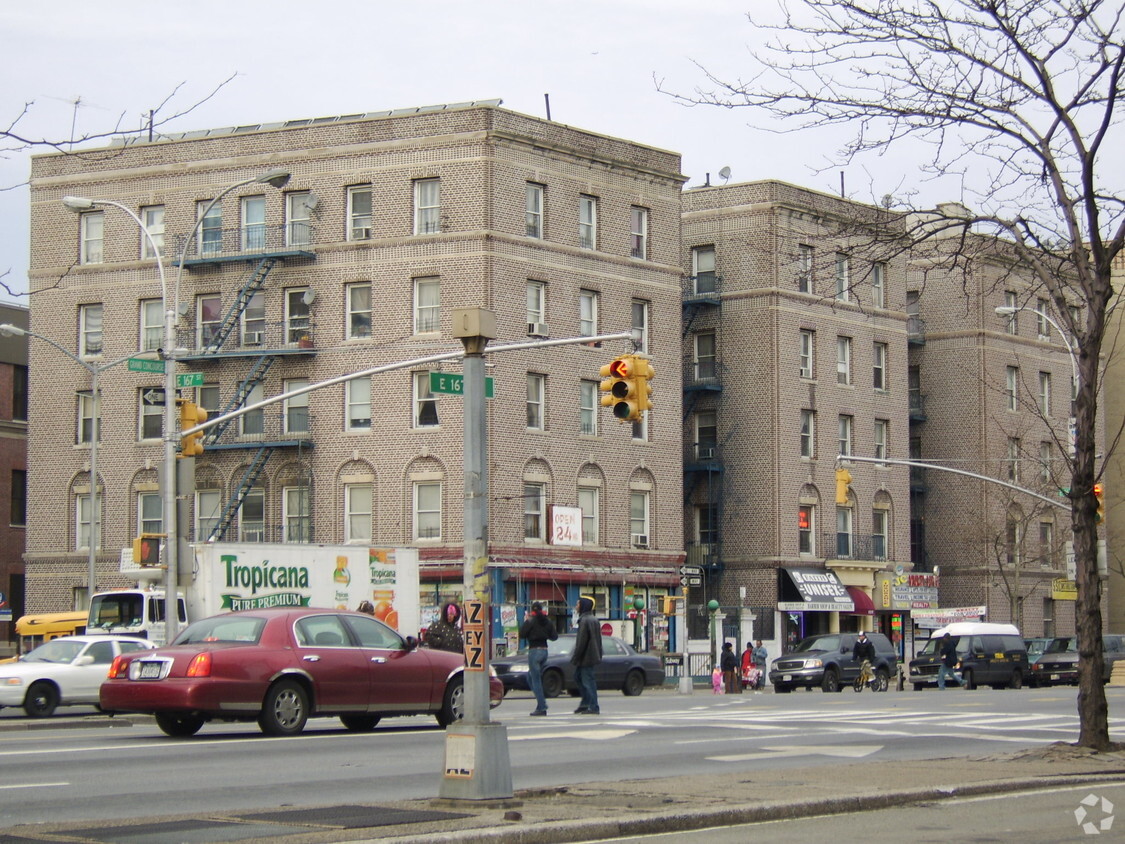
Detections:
205,355,277,444
209,446,274,542
205,257,278,352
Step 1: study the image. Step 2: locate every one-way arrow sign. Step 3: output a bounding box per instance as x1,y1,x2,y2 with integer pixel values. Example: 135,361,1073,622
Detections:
679,565,703,576
141,388,167,406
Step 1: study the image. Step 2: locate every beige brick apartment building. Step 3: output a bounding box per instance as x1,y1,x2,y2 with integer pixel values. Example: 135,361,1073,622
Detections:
25,102,687,642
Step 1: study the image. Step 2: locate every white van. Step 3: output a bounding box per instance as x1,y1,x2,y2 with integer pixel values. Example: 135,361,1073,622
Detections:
909,622,1029,690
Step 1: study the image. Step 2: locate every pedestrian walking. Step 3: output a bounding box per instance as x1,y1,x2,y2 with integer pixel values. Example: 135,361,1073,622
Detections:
571,595,602,714
937,633,963,689
712,664,724,694
520,601,557,716
424,601,464,653
721,641,740,694
752,640,768,690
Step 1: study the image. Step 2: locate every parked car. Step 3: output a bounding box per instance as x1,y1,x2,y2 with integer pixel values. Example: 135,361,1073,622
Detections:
1024,637,1053,661
1030,633,1125,686
909,622,1028,690
0,635,155,717
492,634,665,697
99,608,502,737
769,632,898,693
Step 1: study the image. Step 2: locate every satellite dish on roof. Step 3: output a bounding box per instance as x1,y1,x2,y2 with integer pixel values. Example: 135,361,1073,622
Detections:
718,166,732,183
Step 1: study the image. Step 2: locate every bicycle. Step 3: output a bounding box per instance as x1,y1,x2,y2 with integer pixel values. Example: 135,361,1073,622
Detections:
853,659,888,692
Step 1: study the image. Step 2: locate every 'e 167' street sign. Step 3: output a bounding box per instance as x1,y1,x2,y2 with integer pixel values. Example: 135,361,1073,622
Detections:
429,371,494,398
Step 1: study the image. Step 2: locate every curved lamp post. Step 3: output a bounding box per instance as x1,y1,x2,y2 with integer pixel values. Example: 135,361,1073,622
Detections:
995,305,1079,388
61,167,290,641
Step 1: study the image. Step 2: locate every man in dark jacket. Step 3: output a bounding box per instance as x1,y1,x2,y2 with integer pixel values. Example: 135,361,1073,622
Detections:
852,631,876,664
720,642,740,694
937,633,963,689
519,601,558,716
424,602,464,653
571,595,602,714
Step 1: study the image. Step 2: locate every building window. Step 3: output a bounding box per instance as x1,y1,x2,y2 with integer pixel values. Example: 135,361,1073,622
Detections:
1006,517,1021,567
527,373,545,430
241,383,264,436
10,469,26,526
414,178,441,235
871,262,886,309
800,410,816,458
578,486,599,545
239,490,265,542
344,484,373,543
579,380,598,436
347,283,372,339
839,415,854,458
1003,291,1019,333
797,244,813,293
630,206,648,259
347,185,373,240
697,505,718,546
799,330,815,379
1039,521,1055,566
526,280,546,327
579,194,597,249
1043,597,1055,638
12,365,27,421
1039,371,1051,416
79,211,104,264
631,300,649,353
873,342,888,391
798,504,814,555
285,192,314,247
872,509,888,560
76,493,100,551
414,277,441,334
630,491,650,547
141,206,164,259
196,490,220,541
241,195,266,251
1008,437,1021,482
413,482,441,540
836,506,853,557
197,294,222,349
579,289,598,337
286,288,312,344
139,388,163,440
874,419,888,465
283,486,311,542
837,336,852,385
1037,298,1051,339
631,412,648,442
79,304,103,356
197,383,220,419
697,410,718,460
77,390,99,445
241,291,265,346
138,493,163,535
347,377,372,431
284,379,309,434
1006,365,1019,410
525,183,544,238
835,253,850,301
523,482,546,540
693,246,716,294
1040,441,1053,483
412,372,439,428
198,200,222,256
139,300,162,352
694,333,717,382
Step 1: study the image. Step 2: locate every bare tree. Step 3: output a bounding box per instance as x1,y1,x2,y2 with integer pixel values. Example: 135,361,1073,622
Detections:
668,0,1124,749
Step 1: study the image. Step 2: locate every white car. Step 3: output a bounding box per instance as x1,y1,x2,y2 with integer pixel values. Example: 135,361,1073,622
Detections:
0,635,156,717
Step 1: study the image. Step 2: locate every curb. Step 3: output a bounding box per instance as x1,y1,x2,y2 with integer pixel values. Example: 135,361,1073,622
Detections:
377,771,1125,844
0,716,144,732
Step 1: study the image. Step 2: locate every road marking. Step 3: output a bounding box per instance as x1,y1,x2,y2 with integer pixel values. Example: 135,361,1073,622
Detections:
708,744,883,762
510,729,636,741
0,782,69,790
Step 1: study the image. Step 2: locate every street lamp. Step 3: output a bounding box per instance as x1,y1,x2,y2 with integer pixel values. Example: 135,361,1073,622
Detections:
61,167,290,642
0,323,145,609
995,305,1079,388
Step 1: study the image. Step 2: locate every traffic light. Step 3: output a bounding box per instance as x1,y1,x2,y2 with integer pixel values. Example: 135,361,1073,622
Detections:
178,398,208,457
1095,482,1105,523
132,533,163,566
599,354,654,422
835,467,853,505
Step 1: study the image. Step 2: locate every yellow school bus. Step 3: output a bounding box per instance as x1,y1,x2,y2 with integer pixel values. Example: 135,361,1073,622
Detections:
11,611,88,655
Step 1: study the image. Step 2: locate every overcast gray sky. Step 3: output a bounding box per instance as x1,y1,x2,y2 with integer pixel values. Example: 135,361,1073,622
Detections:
0,0,926,305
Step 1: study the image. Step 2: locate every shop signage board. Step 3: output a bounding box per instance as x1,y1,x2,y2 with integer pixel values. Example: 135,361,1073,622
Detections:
777,567,854,612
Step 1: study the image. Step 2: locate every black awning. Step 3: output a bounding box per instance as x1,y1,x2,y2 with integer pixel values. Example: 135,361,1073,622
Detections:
778,567,855,612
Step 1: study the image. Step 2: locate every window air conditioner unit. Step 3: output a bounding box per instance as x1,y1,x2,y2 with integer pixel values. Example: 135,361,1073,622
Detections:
527,322,549,337
354,227,372,240
697,447,715,460
631,533,649,549
244,331,264,346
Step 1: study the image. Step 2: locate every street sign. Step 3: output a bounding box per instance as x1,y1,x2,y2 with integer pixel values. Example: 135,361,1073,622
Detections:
429,371,495,398
679,575,703,587
176,372,204,389
141,388,166,406
128,357,165,374
678,565,703,576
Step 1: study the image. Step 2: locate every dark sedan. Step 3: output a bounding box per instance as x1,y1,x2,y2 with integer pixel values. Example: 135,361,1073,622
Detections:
492,634,665,697
1029,636,1078,686
100,608,502,737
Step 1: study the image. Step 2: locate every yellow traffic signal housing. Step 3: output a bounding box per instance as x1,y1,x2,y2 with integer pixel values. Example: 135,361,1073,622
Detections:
1095,482,1105,523
599,354,654,423
835,467,853,505
132,533,164,567
178,398,208,457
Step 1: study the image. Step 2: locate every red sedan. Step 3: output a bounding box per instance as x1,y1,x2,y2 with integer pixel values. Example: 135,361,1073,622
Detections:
100,608,502,737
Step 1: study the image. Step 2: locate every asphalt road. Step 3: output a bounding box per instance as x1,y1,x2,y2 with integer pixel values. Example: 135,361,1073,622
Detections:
1,685,1119,829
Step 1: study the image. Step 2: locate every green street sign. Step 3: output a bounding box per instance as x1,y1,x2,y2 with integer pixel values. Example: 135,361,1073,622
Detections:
128,358,165,374
429,371,494,398
176,372,205,389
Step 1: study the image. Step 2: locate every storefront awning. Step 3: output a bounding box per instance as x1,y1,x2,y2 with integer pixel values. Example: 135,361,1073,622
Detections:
778,567,855,612
845,586,875,616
